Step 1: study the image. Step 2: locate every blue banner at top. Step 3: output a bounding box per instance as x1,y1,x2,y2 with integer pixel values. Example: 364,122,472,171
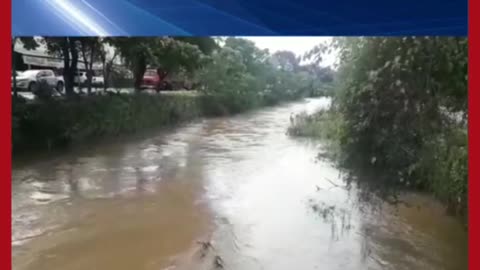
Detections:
12,0,467,36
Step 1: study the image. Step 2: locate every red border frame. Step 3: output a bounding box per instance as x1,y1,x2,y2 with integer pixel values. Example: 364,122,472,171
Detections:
469,0,476,266
3,0,12,269
4,1,475,270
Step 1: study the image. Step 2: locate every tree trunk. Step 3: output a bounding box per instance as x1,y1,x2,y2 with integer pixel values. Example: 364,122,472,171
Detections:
133,56,146,92
101,51,117,93
62,38,74,97
88,47,95,94
80,42,91,95
69,38,79,96
105,63,112,92
100,52,108,93
81,44,88,95
101,56,107,93
103,64,110,93
86,73,92,95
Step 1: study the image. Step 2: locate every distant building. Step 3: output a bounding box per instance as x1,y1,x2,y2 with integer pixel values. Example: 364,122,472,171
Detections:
13,39,105,73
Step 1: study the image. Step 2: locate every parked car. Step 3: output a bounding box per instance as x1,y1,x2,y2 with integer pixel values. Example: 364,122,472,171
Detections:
74,71,104,87
12,69,64,92
141,69,172,92
141,69,160,89
74,71,87,85
92,74,105,87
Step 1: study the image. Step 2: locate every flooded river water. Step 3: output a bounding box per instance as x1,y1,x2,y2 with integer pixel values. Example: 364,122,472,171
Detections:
12,98,467,270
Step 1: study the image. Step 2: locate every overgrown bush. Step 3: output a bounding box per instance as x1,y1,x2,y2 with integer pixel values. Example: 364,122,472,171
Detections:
296,37,468,216
198,38,329,115
12,94,202,153
288,109,342,139
417,128,468,216
198,47,261,115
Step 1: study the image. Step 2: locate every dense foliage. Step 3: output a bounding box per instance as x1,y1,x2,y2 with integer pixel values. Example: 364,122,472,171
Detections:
12,94,202,153
107,37,214,90
297,37,468,217
198,38,332,114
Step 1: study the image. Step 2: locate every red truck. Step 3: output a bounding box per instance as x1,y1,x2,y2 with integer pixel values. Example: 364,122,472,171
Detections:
140,68,172,92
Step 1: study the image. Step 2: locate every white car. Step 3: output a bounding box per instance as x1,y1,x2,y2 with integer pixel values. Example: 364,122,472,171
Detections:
92,75,105,86
74,71,87,85
12,69,64,92
75,71,104,86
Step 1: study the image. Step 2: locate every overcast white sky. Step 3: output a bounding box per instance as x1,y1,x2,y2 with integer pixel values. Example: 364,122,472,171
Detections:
242,37,337,67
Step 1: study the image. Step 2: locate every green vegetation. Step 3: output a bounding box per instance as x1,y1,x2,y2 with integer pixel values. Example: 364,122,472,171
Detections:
107,37,215,91
12,37,334,153
290,37,468,218
288,109,340,139
198,38,333,115
12,94,202,153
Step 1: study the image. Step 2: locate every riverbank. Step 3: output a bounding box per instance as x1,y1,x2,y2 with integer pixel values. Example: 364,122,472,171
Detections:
12,88,324,155
12,93,211,155
288,108,468,223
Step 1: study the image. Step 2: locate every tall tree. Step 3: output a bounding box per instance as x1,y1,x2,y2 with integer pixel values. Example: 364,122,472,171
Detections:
99,43,119,92
78,37,102,95
271,50,299,72
224,38,270,73
173,37,219,55
107,37,160,91
108,37,215,91
306,37,467,209
43,37,80,96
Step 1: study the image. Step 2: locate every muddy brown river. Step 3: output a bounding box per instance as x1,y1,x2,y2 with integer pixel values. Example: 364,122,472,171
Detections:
12,98,467,270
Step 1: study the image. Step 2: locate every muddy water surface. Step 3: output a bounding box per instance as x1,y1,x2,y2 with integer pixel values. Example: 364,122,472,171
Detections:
12,98,467,270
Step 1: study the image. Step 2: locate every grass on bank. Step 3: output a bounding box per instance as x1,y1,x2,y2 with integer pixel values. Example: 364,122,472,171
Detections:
12,93,203,153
